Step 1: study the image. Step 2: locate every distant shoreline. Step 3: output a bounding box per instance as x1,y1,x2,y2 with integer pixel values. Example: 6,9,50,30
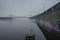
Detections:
0,17,12,19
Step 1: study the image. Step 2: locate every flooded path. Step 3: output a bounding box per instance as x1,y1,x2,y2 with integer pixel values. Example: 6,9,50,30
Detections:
0,18,46,40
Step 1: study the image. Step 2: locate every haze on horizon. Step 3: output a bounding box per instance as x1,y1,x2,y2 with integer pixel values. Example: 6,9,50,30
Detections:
0,0,60,17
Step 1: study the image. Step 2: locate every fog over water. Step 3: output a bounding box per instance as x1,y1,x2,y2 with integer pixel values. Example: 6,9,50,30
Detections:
0,0,60,40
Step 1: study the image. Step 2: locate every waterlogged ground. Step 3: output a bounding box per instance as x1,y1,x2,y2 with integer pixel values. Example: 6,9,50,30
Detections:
0,18,46,40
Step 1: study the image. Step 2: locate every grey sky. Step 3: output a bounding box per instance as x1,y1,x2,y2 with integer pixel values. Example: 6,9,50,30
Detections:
0,0,60,17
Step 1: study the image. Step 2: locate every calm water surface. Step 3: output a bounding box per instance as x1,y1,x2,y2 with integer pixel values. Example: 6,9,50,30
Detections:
0,18,46,40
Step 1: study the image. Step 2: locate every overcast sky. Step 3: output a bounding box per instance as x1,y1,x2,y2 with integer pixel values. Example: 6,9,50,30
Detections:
0,0,60,17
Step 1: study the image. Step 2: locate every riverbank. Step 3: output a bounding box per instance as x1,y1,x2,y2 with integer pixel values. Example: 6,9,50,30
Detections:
35,21,60,40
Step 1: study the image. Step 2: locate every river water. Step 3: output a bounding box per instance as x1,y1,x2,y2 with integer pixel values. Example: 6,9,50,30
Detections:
0,18,46,40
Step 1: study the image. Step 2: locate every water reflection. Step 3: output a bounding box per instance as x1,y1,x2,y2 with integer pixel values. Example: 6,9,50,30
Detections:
0,18,46,40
